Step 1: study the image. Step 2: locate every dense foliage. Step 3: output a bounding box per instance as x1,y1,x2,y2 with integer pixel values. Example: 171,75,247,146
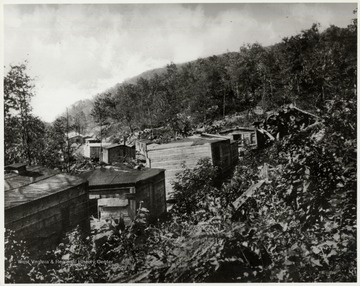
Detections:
4,16,357,283
5,84,357,281
90,20,356,136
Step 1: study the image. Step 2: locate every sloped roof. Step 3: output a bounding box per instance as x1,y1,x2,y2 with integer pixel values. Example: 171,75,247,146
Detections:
103,144,135,150
79,166,164,189
87,143,112,148
5,165,87,209
147,135,227,151
69,134,84,139
219,127,256,134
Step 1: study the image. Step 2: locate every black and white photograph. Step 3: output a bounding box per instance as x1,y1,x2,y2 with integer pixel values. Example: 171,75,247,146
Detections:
3,1,357,283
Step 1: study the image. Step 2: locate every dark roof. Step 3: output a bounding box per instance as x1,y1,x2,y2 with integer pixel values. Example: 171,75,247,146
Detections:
5,166,87,209
5,163,27,171
219,127,256,134
79,166,165,188
103,144,134,150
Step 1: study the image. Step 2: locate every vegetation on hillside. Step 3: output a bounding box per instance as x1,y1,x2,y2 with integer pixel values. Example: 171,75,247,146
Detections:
5,84,357,282
89,20,356,138
4,15,357,283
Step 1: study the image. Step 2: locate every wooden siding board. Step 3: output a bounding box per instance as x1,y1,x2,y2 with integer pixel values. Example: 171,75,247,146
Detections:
6,194,89,232
147,146,210,157
146,151,211,162
147,143,214,198
5,183,88,224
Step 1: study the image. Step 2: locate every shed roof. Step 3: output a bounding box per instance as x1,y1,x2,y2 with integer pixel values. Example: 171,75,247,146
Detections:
103,144,135,150
69,134,84,139
5,162,27,171
5,165,87,209
85,137,100,141
79,166,165,188
147,135,227,151
219,127,256,134
87,143,112,148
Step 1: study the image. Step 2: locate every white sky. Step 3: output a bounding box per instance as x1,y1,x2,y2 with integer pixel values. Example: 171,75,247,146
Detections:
4,3,357,122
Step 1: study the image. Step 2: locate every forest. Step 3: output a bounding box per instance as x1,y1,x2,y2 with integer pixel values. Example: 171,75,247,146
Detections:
4,16,357,283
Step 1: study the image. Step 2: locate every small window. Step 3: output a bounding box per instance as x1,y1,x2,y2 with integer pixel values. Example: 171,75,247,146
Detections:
233,134,242,141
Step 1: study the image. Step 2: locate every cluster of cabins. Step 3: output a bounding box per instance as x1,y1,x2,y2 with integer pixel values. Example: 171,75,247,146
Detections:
4,134,242,253
5,104,316,253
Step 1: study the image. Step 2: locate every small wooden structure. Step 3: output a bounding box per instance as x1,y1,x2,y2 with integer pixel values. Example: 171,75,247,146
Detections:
139,135,238,199
219,127,257,148
102,144,136,164
83,142,111,160
135,139,153,157
5,164,89,253
69,134,85,145
85,137,101,144
80,166,166,224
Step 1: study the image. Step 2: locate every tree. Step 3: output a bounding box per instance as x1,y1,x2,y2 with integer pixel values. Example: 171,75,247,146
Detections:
4,63,45,165
42,116,73,171
112,84,139,133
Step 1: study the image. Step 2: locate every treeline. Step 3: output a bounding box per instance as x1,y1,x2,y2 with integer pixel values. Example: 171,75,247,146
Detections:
91,21,357,135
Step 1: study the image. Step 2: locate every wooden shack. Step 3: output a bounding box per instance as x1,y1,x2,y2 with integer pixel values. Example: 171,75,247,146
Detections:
80,166,166,224
85,137,101,144
68,134,85,145
219,127,257,148
141,135,238,199
83,142,111,160
5,164,89,253
102,144,136,164
135,139,153,157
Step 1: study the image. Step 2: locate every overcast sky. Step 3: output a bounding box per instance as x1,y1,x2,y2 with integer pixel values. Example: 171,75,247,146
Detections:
4,3,357,122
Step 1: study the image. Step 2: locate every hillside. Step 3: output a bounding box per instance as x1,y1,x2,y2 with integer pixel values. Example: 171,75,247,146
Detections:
61,23,356,142
4,16,357,283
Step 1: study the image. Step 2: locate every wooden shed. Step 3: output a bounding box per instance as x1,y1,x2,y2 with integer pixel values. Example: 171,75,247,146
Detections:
141,135,238,199
219,127,257,148
83,142,111,160
68,133,85,145
80,166,166,224
135,139,153,157
5,164,89,253
102,144,136,164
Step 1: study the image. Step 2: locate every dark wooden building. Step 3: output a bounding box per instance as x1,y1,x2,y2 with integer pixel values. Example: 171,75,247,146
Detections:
5,164,89,253
80,166,166,224
218,127,257,148
140,135,238,199
102,144,136,164
68,134,85,145
83,142,111,160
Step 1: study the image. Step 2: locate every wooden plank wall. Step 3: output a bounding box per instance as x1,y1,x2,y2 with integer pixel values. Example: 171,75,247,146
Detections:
136,172,166,220
5,183,89,253
147,144,212,198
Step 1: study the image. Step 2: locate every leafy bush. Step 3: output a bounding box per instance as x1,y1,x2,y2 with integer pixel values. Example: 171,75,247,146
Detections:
5,90,356,283
171,158,220,216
